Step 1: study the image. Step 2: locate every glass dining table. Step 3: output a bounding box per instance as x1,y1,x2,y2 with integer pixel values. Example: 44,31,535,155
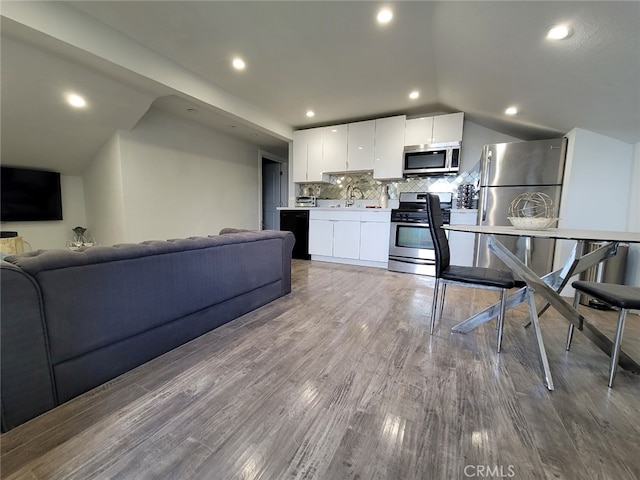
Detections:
442,224,640,390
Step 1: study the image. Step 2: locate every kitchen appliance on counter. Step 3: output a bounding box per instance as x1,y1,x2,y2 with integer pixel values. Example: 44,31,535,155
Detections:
475,137,567,276
403,142,461,176
295,196,317,207
388,192,452,275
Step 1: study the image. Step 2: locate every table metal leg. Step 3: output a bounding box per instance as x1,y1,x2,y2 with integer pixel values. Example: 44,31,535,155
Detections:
452,240,621,333
451,287,528,333
526,287,554,390
488,237,639,373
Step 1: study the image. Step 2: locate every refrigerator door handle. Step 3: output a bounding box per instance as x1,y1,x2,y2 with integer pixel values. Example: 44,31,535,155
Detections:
485,149,492,181
480,188,488,222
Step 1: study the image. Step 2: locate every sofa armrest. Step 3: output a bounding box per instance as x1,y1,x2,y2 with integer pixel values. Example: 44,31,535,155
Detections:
1,262,57,432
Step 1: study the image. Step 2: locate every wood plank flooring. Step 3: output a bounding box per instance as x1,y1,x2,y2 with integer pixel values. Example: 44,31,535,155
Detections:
2,259,639,480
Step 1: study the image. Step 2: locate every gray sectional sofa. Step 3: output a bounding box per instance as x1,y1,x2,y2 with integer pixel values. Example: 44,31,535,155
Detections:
0,228,294,432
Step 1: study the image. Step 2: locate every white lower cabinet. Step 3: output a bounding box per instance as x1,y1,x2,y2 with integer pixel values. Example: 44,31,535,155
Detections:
308,219,334,256
309,209,390,267
333,221,361,259
359,211,391,262
449,209,478,266
309,218,360,259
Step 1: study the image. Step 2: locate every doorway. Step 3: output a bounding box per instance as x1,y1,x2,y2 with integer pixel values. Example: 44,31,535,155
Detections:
261,154,287,230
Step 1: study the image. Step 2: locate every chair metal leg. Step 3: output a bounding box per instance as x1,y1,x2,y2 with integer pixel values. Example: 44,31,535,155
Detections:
566,290,581,351
497,288,507,353
439,283,447,320
526,288,554,390
430,279,440,335
608,308,628,388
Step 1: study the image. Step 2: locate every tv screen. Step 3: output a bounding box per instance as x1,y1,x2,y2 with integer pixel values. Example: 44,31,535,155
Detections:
1,166,63,221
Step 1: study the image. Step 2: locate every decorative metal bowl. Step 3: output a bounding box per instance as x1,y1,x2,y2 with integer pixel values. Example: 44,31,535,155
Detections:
508,216,558,230
508,192,557,230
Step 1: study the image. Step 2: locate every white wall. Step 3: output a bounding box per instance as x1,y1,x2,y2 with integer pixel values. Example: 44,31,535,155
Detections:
2,175,87,251
118,107,261,242
460,120,523,172
625,142,640,286
556,128,636,291
82,134,127,246
559,128,632,230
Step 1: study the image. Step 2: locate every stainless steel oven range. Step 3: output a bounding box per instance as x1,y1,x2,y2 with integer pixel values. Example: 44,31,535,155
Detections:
388,192,452,275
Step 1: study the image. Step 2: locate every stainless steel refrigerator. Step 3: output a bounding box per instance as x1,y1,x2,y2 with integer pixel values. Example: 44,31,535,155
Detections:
475,137,567,276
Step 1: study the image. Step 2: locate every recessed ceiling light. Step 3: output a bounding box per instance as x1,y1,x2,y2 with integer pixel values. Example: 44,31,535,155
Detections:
377,8,393,24
66,93,86,108
409,91,420,100
306,110,315,118
547,25,571,40
232,57,246,70
505,106,518,115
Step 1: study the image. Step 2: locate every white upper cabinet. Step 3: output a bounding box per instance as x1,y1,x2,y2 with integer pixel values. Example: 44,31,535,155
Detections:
374,115,406,180
405,112,464,146
404,117,434,146
432,112,464,143
347,120,375,172
306,127,325,182
293,128,324,182
293,112,464,183
323,125,348,173
292,130,308,183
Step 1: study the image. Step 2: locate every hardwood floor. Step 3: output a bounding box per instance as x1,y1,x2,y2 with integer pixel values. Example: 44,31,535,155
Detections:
2,259,639,480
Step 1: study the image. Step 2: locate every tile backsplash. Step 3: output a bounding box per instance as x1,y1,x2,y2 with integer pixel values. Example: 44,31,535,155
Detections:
298,171,480,207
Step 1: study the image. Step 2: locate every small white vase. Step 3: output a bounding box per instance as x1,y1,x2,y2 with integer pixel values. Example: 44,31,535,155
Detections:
379,185,389,208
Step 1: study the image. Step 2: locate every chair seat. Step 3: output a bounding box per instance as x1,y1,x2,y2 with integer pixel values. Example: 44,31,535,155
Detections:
572,281,640,310
441,265,515,289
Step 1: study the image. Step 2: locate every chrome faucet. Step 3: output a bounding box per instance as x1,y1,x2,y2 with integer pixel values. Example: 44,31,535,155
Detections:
346,184,363,207
346,184,354,207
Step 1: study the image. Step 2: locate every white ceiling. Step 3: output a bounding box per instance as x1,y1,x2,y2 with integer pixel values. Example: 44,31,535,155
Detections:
1,1,639,175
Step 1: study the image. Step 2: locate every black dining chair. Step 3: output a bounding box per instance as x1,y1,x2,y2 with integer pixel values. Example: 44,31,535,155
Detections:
426,193,516,352
566,281,640,387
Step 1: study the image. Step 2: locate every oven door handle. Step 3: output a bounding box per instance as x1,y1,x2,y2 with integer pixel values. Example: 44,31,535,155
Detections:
388,256,436,266
391,221,431,228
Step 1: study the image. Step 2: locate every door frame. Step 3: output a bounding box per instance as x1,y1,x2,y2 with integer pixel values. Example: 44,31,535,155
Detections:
258,150,288,230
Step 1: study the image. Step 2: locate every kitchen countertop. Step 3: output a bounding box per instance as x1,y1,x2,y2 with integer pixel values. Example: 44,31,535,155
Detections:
278,206,392,212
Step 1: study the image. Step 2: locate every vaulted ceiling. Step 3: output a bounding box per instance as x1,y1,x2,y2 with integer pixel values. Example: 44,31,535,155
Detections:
2,1,639,175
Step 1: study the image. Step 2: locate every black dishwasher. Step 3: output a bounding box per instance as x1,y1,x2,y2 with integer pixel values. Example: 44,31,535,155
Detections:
280,209,310,260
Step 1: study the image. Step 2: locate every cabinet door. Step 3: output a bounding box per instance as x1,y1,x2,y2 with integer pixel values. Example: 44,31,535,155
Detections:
323,125,348,173
374,115,406,180
306,128,325,182
449,210,477,266
292,130,308,183
432,112,464,143
404,117,434,146
309,219,334,256
333,220,360,259
347,120,375,171
359,222,390,262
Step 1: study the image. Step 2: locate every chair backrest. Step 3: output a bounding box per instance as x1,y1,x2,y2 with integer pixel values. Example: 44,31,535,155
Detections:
426,193,451,276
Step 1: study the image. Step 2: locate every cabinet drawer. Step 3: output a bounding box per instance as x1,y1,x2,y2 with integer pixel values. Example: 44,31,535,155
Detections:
309,210,361,222
360,210,390,223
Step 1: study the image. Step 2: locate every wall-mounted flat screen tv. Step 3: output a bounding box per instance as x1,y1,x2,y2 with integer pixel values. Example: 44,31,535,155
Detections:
1,166,63,221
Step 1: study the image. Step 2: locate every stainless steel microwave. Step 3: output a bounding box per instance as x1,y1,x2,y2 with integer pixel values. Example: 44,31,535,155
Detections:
403,142,461,176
